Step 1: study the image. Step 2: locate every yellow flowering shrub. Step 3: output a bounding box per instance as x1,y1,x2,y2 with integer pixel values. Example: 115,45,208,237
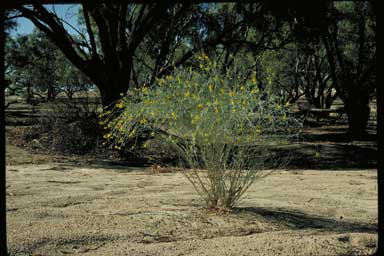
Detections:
105,53,301,209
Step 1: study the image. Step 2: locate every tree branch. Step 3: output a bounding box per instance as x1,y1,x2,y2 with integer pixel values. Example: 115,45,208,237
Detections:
82,4,98,57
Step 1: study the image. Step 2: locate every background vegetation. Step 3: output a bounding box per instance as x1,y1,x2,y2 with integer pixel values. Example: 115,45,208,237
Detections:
4,1,376,206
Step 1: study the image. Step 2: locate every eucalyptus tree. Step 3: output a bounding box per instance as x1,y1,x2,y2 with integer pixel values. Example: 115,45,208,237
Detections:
6,31,61,102
16,2,197,107
320,1,376,136
16,2,274,107
260,0,376,136
55,51,93,100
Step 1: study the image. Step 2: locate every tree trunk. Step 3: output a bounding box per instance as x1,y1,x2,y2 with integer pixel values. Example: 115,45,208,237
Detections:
344,90,370,138
95,67,131,109
98,82,127,109
47,85,55,101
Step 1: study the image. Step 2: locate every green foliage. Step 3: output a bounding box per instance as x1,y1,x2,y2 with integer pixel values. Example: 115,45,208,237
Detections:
56,52,94,99
6,30,93,101
6,31,59,99
104,54,301,209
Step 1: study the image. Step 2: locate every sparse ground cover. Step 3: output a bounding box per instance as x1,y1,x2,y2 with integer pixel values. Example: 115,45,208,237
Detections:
6,141,378,256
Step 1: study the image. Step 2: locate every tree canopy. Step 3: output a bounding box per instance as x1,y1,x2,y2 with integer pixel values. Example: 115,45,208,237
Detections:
6,1,376,136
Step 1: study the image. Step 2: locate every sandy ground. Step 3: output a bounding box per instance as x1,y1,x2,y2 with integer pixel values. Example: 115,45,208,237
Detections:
6,159,378,256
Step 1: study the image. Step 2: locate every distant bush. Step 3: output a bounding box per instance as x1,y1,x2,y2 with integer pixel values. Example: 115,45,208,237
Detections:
104,53,302,209
38,101,102,155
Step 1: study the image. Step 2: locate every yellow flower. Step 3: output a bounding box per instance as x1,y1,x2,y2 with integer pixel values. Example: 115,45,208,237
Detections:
202,53,209,60
142,87,149,93
214,107,219,113
103,133,113,139
251,73,257,85
116,120,123,127
140,118,147,124
185,91,191,97
191,114,200,124
197,103,203,110
229,91,235,97
115,101,124,108
250,88,258,95
128,130,136,138
208,84,214,92
171,112,177,119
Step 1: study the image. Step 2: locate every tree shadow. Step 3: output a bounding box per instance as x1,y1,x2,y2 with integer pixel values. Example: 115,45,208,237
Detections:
270,126,378,170
300,131,377,143
61,126,377,171
64,158,151,173
284,143,377,170
235,207,377,233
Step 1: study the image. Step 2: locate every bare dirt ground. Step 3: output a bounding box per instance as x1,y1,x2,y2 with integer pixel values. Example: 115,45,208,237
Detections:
5,97,378,255
6,146,378,255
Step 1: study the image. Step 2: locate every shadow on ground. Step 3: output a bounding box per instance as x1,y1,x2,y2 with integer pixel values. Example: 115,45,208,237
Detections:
235,207,377,233
284,143,377,170
59,125,377,171
284,128,377,169
65,159,150,172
